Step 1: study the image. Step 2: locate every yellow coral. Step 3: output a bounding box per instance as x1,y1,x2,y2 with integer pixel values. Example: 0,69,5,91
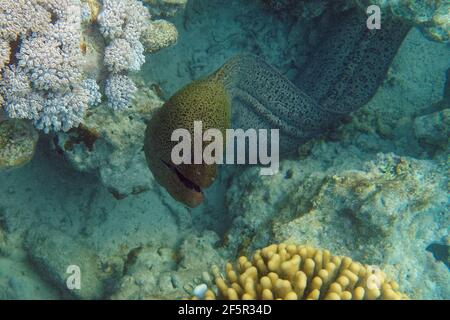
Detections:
194,244,408,300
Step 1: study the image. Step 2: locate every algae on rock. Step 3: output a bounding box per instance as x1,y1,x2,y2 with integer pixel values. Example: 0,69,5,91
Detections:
0,119,38,171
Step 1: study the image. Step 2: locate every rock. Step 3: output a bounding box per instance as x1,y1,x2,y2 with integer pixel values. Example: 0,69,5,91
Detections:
414,108,450,148
143,0,188,17
110,231,225,299
25,228,119,300
0,119,38,171
54,77,163,198
142,20,179,54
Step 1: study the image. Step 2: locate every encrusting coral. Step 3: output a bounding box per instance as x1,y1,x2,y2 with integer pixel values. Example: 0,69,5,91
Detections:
193,244,408,300
142,20,178,53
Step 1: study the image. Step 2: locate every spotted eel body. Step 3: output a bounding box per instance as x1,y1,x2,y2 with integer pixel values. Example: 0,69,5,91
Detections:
144,8,411,207
213,8,411,154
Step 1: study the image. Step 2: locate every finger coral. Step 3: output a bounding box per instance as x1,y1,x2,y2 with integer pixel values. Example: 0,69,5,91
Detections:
105,75,137,111
98,0,150,41
0,0,98,132
104,38,145,73
195,244,408,300
0,0,180,132
98,0,149,109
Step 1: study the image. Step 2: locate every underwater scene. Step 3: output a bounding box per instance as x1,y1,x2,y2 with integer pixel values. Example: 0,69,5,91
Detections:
0,0,448,301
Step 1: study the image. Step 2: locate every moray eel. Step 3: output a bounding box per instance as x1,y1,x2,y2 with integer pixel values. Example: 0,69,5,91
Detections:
144,8,411,207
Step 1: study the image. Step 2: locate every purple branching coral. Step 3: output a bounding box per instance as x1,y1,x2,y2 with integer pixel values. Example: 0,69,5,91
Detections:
105,75,137,111
98,0,150,110
0,0,178,131
104,38,145,73
98,0,150,42
0,0,100,132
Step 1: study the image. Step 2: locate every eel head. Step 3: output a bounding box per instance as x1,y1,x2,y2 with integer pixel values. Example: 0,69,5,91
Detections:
144,77,231,207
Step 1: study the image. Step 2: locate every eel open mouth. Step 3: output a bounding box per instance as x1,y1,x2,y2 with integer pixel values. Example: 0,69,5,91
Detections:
161,159,203,194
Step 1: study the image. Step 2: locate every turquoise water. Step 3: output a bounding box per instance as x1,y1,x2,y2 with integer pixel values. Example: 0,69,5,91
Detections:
0,0,448,299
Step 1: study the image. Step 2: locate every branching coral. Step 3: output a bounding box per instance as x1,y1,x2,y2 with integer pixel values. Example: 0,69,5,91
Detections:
82,78,102,107
16,33,82,91
0,0,180,132
195,244,408,300
0,0,97,132
98,0,153,110
105,75,137,110
98,0,150,41
0,0,52,41
104,38,145,73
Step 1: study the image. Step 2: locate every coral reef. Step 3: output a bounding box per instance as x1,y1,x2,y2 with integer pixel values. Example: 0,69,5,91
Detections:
98,0,148,109
111,232,225,299
194,244,408,300
103,39,144,73
0,118,38,170
0,0,180,132
222,49,450,296
0,0,447,301
225,152,449,300
54,76,163,198
104,75,138,110
211,24,449,300
49,0,184,197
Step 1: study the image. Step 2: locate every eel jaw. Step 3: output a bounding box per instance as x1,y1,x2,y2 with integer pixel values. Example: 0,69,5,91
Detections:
161,159,205,208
